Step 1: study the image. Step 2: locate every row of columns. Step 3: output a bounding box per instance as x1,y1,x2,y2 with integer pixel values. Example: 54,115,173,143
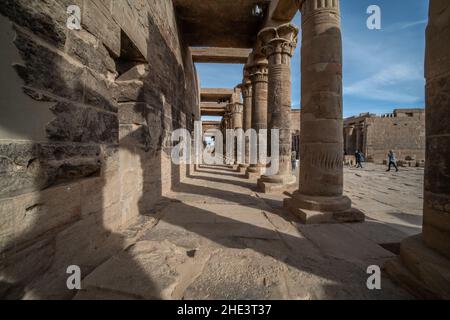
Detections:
230,0,363,223
238,72,253,172
217,0,450,298
256,23,298,191
245,56,269,178
343,123,366,156
220,102,244,165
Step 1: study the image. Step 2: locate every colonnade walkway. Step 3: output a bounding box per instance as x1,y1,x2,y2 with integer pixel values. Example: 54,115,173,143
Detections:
73,164,424,299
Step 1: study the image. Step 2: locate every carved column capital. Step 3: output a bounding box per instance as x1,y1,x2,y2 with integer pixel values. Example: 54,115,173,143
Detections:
223,114,232,129
258,23,299,62
300,0,341,26
228,103,244,114
249,63,269,83
240,81,252,99
238,69,253,99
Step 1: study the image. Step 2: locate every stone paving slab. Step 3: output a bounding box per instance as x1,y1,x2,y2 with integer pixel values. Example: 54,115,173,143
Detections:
75,240,212,300
345,219,413,245
183,248,287,300
343,164,424,237
75,164,421,300
296,224,396,267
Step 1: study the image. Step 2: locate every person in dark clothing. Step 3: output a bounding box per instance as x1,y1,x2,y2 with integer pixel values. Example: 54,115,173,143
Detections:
291,151,298,172
355,150,363,168
387,150,399,172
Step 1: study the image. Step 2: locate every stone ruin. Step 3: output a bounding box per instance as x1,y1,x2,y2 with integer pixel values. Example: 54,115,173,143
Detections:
344,108,425,166
0,0,449,299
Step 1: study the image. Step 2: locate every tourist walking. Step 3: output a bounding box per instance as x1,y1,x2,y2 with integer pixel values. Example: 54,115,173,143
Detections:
386,150,399,172
355,150,363,168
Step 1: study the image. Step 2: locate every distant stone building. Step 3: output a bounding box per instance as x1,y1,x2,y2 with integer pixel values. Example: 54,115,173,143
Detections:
344,109,425,165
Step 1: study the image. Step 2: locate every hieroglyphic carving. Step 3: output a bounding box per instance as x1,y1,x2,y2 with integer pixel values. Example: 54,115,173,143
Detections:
256,24,298,179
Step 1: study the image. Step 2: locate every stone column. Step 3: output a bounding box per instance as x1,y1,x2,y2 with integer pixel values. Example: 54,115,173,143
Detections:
344,125,354,165
238,69,253,173
284,0,364,223
221,115,229,163
231,103,243,131
230,103,243,166
257,23,299,193
347,125,354,154
245,56,269,179
362,123,369,159
385,0,450,299
355,125,360,152
226,113,232,164
355,124,362,152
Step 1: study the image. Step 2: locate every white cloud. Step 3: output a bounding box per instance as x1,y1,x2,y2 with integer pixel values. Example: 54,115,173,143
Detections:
400,19,428,29
344,64,423,103
386,19,428,31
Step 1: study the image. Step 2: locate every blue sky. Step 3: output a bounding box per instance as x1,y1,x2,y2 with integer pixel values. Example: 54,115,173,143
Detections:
197,0,428,120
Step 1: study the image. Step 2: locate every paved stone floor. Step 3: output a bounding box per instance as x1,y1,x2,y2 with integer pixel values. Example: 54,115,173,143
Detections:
75,163,424,300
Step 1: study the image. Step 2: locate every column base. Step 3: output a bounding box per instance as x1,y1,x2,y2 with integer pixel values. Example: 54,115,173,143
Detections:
283,192,364,224
238,164,249,173
384,235,450,299
245,166,262,179
257,174,297,194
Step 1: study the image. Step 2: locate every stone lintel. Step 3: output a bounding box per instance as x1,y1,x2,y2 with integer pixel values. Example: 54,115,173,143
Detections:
200,102,227,117
191,47,252,64
174,0,266,48
265,0,300,25
201,88,234,103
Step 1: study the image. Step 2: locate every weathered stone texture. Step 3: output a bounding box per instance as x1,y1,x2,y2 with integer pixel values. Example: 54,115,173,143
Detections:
0,0,199,299
245,56,269,177
366,116,425,164
47,102,118,143
257,23,298,192
0,0,77,47
384,0,450,300
13,29,85,104
0,143,102,198
82,0,121,56
65,29,117,77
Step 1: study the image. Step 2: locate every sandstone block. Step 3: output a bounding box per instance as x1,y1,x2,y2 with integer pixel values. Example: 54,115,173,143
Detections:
0,182,82,252
46,101,118,144
14,30,85,103
82,0,121,57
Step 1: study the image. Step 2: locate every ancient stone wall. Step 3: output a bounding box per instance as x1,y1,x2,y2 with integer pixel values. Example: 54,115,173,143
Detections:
344,110,425,165
0,0,199,299
365,115,425,164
